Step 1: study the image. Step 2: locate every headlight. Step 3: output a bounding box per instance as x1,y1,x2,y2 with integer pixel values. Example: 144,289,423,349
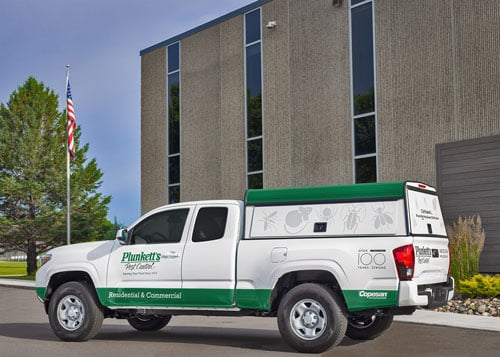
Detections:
40,254,52,266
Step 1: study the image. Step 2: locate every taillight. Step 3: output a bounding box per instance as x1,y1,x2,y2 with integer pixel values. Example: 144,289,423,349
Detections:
393,245,415,280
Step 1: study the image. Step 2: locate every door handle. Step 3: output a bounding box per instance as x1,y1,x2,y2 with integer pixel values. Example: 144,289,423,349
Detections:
163,251,180,258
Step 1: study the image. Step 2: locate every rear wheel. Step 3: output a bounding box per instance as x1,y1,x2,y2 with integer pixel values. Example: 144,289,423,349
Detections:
346,315,393,340
277,283,347,353
48,281,104,341
127,315,172,331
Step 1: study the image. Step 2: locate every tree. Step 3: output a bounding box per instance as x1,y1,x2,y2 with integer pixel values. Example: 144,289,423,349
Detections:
0,77,111,275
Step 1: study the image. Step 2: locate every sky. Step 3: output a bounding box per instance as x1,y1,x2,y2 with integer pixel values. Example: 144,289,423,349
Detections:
0,0,255,226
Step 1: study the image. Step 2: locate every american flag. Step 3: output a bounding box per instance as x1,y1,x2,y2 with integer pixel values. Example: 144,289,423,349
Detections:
66,81,76,159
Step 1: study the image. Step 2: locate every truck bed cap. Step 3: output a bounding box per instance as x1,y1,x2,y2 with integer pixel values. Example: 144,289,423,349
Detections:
245,181,406,206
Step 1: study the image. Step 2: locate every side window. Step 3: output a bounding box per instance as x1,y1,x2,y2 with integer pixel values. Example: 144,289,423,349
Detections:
192,207,228,243
130,209,189,244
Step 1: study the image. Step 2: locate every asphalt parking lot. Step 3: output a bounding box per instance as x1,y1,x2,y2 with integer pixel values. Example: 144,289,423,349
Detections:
1,286,499,357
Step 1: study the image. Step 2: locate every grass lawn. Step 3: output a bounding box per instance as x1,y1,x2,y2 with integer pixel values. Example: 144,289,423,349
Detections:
0,261,36,280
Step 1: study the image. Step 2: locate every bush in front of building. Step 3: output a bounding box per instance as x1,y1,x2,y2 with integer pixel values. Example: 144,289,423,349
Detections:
458,274,500,298
446,215,485,282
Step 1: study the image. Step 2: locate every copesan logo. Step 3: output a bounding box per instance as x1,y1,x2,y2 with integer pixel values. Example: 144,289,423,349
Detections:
359,291,388,300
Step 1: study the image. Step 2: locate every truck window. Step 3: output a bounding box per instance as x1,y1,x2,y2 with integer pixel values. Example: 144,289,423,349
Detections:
130,209,189,244
192,207,228,242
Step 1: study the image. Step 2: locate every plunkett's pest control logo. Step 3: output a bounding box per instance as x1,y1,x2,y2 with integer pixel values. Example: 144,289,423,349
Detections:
120,251,161,276
121,251,161,263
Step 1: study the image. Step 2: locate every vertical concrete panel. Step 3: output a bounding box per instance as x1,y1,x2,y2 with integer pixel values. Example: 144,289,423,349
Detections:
288,0,351,187
141,48,167,214
375,0,454,186
220,16,246,199
454,0,500,140
262,0,292,188
181,27,222,201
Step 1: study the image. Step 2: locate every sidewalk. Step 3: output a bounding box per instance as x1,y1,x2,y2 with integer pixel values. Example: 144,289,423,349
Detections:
1,278,499,332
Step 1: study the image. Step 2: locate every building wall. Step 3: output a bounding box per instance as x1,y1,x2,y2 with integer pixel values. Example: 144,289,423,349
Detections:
141,0,500,203
141,48,167,213
220,15,247,200
376,0,500,186
181,26,222,202
288,0,352,187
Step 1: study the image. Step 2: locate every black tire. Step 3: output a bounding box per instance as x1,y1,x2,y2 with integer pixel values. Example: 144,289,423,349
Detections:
346,315,393,340
127,315,172,331
48,281,104,341
277,283,347,353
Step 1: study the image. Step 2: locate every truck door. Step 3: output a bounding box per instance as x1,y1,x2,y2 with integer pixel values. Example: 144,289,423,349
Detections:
104,206,193,307
181,202,243,308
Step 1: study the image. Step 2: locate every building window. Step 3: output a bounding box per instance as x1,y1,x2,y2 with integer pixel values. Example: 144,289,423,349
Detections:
350,0,377,183
167,42,181,203
245,8,263,189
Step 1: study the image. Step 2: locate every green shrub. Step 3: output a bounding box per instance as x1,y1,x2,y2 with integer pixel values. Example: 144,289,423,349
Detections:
446,215,485,282
458,274,500,298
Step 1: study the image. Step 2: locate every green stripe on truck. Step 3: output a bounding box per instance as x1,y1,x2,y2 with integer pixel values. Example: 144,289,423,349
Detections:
95,288,272,310
343,290,399,311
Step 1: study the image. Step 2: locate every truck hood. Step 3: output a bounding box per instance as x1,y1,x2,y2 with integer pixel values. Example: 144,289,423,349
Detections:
48,240,117,263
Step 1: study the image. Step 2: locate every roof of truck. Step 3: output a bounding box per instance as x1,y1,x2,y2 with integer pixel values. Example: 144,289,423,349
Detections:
245,181,408,206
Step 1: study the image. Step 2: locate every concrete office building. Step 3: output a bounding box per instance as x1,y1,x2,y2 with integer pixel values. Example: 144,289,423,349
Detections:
140,0,500,272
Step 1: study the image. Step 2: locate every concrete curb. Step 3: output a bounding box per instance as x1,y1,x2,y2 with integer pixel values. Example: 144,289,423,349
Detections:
2,278,499,332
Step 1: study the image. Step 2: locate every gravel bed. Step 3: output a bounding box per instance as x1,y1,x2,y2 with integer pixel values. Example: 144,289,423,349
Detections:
427,296,500,317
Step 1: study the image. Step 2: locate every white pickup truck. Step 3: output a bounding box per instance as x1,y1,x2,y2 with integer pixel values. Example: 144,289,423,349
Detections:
35,181,454,353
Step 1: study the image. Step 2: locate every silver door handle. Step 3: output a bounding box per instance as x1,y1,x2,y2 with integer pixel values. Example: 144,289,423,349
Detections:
163,252,180,258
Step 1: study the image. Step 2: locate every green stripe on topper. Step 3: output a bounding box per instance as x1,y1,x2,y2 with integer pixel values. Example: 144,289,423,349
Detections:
245,182,405,206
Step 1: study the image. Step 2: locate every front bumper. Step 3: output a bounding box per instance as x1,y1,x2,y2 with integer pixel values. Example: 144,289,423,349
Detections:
399,276,454,308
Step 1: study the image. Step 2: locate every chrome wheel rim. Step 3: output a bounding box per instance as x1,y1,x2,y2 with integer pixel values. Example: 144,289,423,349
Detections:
57,295,85,331
289,299,327,340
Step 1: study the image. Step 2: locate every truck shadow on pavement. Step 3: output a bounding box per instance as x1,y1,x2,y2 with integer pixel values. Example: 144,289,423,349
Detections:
0,322,367,353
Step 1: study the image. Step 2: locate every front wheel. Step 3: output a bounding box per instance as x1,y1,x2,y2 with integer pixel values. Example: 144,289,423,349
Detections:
127,315,172,331
48,281,104,341
277,283,347,353
346,315,393,340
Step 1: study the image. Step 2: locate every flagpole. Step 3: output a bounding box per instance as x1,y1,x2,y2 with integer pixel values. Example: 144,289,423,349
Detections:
65,65,71,245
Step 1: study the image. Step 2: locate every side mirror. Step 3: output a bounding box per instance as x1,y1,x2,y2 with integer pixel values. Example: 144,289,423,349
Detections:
116,228,128,244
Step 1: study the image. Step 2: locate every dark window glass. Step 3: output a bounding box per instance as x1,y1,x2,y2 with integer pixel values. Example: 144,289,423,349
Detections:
168,72,180,155
351,0,367,6
354,116,376,156
245,9,261,44
248,173,263,189
247,138,263,172
168,155,180,184
192,207,228,242
168,186,180,204
246,43,262,137
131,209,188,244
355,156,377,183
352,3,374,115
168,43,179,73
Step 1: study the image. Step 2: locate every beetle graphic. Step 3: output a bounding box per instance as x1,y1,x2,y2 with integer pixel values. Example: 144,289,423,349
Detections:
343,206,364,232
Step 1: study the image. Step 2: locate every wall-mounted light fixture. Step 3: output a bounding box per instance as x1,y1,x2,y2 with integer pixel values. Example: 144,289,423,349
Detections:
266,21,277,29
332,0,342,7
